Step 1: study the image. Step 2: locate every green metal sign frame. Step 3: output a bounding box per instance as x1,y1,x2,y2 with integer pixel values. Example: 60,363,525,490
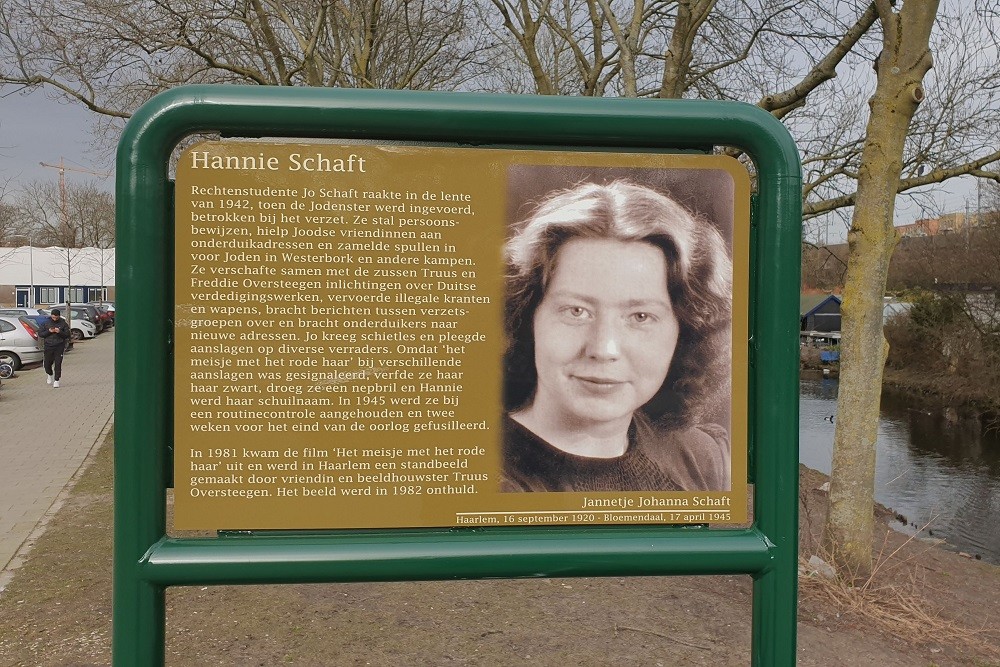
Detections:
114,85,801,665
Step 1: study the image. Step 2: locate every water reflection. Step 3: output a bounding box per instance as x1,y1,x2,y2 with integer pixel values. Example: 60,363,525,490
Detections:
800,377,1000,564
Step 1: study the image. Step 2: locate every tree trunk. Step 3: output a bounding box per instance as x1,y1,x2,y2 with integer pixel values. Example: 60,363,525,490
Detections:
823,0,940,578
659,0,715,99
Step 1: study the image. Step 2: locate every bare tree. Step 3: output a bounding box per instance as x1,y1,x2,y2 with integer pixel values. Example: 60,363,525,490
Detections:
65,184,115,249
802,242,848,292
0,177,34,274
802,9,1000,233
485,0,858,100
0,0,489,143
0,201,27,276
0,176,28,245
823,0,943,577
13,180,113,249
0,201,17,242
485,2,1000,236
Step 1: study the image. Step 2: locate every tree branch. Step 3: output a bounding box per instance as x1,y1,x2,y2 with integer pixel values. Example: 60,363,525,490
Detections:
804,149,1000,218
760,2,879,117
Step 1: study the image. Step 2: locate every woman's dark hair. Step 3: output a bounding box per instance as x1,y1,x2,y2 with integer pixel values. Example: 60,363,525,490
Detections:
503,180,732,429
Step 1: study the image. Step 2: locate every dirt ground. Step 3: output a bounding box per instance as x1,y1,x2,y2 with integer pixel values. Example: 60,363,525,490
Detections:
1,439,998,666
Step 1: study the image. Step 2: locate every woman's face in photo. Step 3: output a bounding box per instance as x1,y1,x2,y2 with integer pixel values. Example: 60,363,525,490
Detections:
530,238,680,431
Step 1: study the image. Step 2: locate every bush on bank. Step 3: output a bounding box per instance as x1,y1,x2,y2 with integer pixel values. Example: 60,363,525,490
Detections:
884,289,1000,417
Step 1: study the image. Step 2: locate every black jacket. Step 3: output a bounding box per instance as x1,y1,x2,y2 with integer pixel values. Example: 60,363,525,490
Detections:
38,317,70,349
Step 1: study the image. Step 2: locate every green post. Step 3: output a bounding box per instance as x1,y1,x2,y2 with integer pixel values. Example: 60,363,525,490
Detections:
750,173,803,665
114,86,801,665
113,96,173,663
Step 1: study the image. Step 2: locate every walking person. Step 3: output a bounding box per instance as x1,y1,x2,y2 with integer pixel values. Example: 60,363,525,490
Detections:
39,308,70,388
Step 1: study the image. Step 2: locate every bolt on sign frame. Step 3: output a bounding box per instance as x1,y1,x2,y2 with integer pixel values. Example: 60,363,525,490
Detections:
114,85,801,666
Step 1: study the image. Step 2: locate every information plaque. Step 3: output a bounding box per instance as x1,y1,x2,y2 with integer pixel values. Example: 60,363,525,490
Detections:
173,141,749,530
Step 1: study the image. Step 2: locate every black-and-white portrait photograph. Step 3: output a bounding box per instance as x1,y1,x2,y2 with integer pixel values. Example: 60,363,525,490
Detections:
500,164,736,493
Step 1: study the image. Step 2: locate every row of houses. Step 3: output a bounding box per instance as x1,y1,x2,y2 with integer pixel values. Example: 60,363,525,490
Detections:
894,211,986,238
0,246,116,307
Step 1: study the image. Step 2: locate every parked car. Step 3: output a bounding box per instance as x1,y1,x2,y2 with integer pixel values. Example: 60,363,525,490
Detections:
0,315,43,370
72,317,98,340
74,302,111,331
94,304,114,328
36,309,97,340
90,301,115,325
0,307,49,328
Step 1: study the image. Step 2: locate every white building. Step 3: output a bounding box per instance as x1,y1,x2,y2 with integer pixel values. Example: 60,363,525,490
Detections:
0,246,116,307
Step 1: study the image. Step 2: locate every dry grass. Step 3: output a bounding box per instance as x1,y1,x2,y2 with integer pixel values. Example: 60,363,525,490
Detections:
800,568,993,652
799,527,1000,660
798,469,1000,661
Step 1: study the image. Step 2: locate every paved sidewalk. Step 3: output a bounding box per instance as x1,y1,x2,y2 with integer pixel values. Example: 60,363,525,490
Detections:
0,330,115,582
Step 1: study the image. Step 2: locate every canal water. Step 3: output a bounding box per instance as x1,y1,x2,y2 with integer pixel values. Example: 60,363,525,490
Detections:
799,377,1000,564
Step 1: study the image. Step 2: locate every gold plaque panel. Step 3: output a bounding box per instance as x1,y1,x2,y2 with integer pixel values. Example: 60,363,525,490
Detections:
173,142,750,530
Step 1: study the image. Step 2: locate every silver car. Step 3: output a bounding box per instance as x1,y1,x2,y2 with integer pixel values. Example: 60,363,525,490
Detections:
0,315,44,370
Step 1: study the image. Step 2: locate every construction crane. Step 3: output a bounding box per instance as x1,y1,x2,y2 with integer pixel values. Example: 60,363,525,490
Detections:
39,158,112,339
39,158,111,235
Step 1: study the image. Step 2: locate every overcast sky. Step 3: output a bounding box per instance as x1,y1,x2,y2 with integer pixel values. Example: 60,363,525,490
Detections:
0,88,113,191
0,86,982,245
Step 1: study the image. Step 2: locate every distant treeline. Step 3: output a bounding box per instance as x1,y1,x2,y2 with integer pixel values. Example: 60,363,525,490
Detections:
803,218,1000,293
804,218,1000,415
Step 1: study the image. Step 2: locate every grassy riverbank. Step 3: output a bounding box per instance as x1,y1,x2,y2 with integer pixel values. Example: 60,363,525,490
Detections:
883,292,1000,421
1,438,998,666
883,367,1000,426
802,346,999,424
